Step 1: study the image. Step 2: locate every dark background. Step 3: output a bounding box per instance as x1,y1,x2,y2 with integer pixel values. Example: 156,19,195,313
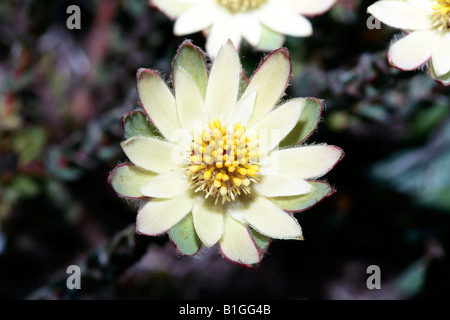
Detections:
1,0,449,299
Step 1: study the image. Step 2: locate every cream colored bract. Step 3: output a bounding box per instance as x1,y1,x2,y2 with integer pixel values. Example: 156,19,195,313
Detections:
368,0,450,85
150,0,336,56
109,41,343,267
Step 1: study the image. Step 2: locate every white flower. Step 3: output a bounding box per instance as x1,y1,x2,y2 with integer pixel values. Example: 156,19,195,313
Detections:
368,0,450,85
109,41,343,267
150,0,336,56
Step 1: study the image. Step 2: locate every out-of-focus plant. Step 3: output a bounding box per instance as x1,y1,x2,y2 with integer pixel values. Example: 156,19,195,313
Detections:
150,0,337,56
368,0,450,85
372,116,450,211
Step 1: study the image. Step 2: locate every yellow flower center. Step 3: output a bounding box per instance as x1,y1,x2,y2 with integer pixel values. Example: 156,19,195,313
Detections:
217,0,267,13
186,119,261,204
431,0,450,30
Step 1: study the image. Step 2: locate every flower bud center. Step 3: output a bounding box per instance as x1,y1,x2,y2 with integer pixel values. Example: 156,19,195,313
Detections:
217,0,267,13
186,119,261,204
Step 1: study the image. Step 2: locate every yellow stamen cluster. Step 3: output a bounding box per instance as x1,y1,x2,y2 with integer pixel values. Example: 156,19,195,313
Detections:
186,119,261,204
217,0,267,13
431,0,450,30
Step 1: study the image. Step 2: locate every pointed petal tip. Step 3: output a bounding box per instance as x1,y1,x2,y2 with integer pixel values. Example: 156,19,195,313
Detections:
287,228,303,241
245,46,292,124
135,220,164,237
136,68,165,92
218,246,262,268
192,199,225,248
263,47,292,74
257,47,291,65
307,97,325,106
179,38,194,47
288,231,303,241
174,39,195,58
218,216,262,267
331,145,345,160
135,222,148,236
136,67,153,80
202,241,217,249
197,235,221,249
429,68,450,86
107,163,131,185
327,183,337,196
225,38,236,48
135,223,166,237
329,145,345,158
215,38,239,57
108,163,160,199
274,46,290,57
323,145,345,171
175,39,205,57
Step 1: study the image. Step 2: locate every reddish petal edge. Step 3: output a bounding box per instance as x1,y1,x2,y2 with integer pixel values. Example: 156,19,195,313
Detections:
296,97,325,145
282,180,337,214
387,31,431,72
135,200,176,237
135,68,169,133
255,236,272,255
171,39,208,93
305,145,346,184
168,209,202,257
427,66,450,87
168,229,202,257
107,163,150,200
249,47,292,96
121,109,146,138
218,226,262,269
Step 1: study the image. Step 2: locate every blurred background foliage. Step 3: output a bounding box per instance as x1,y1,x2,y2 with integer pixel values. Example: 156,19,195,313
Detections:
1,0,449,299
